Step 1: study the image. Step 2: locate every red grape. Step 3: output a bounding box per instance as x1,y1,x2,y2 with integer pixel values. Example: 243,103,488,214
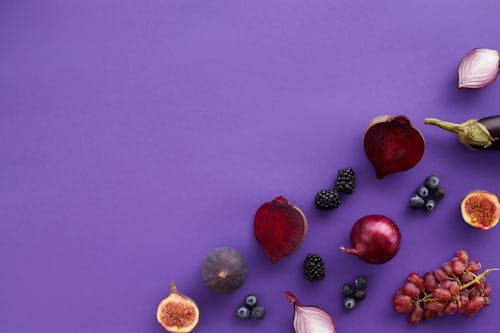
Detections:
468,261,481,273
449,281,460,295
394,295,414,313
426,301,445,315
410,305,423,324
403,282,420,298
467,296,484,313
457,250,468,264
444,302,458,315
433,268,448,282
451,258,466,275
407,273,425,292
433,288,452,302
424,273,437,291
442,262,453,275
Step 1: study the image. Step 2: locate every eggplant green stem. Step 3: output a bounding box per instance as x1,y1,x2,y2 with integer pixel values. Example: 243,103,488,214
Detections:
424,118,495,149
460,268,499,290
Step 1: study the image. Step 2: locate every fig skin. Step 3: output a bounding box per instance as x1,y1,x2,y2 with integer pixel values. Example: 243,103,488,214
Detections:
202,247,248,293
364,115,425,179
461,190,500,230
156,281,199,333
254,196,308,264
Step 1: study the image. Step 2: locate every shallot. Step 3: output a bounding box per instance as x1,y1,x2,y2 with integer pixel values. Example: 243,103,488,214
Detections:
285,291,336,333
457,48,499,89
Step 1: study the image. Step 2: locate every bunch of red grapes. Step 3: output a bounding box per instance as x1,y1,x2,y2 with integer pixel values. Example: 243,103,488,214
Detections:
393,250,498,324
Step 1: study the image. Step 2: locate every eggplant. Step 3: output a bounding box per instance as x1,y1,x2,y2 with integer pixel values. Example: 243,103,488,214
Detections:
424,116,500,150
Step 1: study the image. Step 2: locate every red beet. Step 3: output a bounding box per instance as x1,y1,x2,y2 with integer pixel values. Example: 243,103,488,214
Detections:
364,115,425,179
340,214,401,264
254,196,308,264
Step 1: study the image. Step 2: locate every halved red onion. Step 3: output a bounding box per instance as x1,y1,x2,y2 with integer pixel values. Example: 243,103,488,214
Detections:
458,48,499,89
285,291,336,333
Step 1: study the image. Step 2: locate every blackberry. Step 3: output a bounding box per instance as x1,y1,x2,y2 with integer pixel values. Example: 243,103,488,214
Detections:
334,167,356,194
304,254,326,281
315,189,341,210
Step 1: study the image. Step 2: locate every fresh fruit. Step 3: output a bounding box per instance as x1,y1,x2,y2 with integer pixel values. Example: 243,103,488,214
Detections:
343,297,356,310
334,167,356,194
424,116,500,150
285,291,336,333
409,196,425,209
460,190,500,230
425,176,440,190
353,290,366,301
435,188,445,200
244,294,258,309
236,306,250,319
315,189,341,210
424,199,436,212
342,284,354,297
416,185,429,198
202,247,248,293
156,281,200,333
363,115,425,179
393,250,499,324
340,215,401,264
354,275,368,290
250,306,265,320
303,254,326,282
254,196,308,263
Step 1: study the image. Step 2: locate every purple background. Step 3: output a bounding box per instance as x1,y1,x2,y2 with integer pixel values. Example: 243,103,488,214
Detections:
2,1,500,332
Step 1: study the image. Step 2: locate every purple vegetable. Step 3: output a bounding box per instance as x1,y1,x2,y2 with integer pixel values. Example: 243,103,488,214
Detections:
424,116,500,150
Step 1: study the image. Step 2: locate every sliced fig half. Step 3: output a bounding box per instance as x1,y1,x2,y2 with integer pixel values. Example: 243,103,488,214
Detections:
156,281,199,332
461,190,500,230
364,115,425,179
254,196,308,264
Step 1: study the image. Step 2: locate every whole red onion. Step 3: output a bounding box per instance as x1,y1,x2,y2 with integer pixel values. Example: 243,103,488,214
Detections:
340,214,401,264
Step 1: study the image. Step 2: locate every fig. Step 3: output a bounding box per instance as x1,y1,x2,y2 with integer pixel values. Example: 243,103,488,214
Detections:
461,190,500,230
364,115,425,179
156,281,199,332
202,247,248,293
254,196,308,264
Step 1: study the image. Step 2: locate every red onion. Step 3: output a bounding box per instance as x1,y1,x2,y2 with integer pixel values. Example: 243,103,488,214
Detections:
340,214,401,264
285,291,336,333
458,48,499,89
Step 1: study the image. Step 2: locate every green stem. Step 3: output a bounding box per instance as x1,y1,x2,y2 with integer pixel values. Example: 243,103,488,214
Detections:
460,268,499,290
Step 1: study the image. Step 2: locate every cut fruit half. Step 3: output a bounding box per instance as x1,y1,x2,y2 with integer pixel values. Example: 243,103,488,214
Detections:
461,190,500,230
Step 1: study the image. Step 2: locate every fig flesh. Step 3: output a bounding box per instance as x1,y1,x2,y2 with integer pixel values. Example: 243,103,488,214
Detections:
202,247,248,293
254,196,308,264
364,115,425,179
156,281,199,333
461,190,500,230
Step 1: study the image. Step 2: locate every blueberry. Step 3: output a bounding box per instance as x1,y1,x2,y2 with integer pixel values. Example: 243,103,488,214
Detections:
435,188,445,200
409,195,425,209
236,306,250,319
425,175,440,190
353,289,366,301
250,306,265,320
244,294,258,309
342,283,354,296
425,199,436,212
343,297,356,310
416,185,429,198
355,275,368,290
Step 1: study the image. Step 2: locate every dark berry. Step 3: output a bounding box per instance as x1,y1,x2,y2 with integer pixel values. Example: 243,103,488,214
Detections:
236,306,250,319
416,185,429,198
244,294,258,309
304,254,326,281
343,297,356,310
355,275,368,290
425,199,436,212
250,306,265,320
435,188,445,200
342,283,354,296
353,289,366,301
334,167,356,194
315,189,341,210
425,175,440,190
409,195,425,209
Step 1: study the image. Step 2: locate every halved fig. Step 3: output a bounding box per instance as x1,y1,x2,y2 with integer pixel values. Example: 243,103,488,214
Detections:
461,190,500,230
156,281,200,332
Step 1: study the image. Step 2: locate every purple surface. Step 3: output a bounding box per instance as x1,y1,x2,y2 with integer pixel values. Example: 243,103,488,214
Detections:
2,1,500,332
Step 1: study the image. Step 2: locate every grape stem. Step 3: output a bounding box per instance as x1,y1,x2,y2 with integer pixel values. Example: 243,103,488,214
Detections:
460,268,499,290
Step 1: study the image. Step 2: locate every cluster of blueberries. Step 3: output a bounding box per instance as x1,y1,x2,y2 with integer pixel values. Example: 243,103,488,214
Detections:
409,175,445,211
236,294,265,320
342,275,368,310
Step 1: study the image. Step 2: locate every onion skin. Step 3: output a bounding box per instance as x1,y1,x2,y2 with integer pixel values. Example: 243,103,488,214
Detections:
424,116,500,150
340,215,401,264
